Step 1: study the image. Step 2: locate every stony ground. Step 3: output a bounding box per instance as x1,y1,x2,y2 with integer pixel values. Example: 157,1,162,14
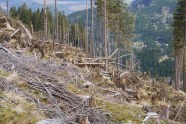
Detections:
0,46,186,124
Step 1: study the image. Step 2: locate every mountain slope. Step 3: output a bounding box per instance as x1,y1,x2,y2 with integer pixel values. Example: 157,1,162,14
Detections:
0,0,86,14
0,10,186,124
68,0,177,77
131,0,177,77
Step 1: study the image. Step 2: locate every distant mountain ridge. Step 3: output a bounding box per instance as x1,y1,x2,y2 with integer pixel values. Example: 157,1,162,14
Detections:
0,0,86,14
132,0,153,9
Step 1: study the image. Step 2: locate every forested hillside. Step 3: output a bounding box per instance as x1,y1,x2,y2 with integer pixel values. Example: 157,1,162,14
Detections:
133,0,177,77
68,0,177,78
0,0,186,124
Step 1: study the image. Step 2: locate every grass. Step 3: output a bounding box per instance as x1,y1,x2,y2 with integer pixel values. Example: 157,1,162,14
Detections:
67,81,145,123
57,70,69,77
0,69,9,80
94,98,145,124
0,92,45,124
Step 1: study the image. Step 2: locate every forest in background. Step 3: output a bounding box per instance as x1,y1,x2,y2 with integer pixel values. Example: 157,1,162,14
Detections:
0,0,186,123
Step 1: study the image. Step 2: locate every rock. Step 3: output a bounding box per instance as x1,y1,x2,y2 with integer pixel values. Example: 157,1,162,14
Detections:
36,119,60,124
142,104,152,112
82,81,95,88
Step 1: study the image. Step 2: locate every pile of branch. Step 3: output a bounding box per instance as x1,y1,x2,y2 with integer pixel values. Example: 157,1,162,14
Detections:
0,47,107,123
119,71,139,84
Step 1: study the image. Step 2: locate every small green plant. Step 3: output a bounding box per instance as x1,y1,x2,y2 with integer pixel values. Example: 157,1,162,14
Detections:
0,69,9,80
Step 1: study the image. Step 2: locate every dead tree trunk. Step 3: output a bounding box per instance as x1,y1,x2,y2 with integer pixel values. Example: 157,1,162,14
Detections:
67,25,70,45
77,26,80,48
6,0,9,16
55,0,58,44
183,32,186,92
30,23,34,35
162,104,169,119
103,0,108,71
85,0,89,54
182,23,186,92
90,0,95,58
44,0,48,41
175,52,182,90
75,25,76,47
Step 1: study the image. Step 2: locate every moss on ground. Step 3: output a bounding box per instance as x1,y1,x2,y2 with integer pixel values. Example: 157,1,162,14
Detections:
67,82,145,123
0,92,45,124
57,70,69,77
94,98,145,124
0,69,9,80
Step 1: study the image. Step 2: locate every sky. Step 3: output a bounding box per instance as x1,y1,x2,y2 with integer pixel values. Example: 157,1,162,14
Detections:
0,0,134,14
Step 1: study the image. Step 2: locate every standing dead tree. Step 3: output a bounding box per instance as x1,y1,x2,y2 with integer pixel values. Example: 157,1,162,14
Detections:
90,0,95,58
103,0,108,71
6,0,9,16
55,0,58,43
85,0,89,54
44,0,48,41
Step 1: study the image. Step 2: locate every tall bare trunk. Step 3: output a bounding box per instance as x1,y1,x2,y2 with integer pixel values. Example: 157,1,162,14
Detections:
85,0,89,54
44,0,47,41
55,0,58,43
183,27,186,92
74,25,76,47
6,0,9,16
90,0,95,57
67,26,70,45
77,26,80,48
175,53,181,90
103,0,108,71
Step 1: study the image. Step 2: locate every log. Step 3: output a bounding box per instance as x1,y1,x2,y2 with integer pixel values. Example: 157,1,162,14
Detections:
55,52,64,58
10,28,20,38
108,48,119,59
75,63,105,65
20,22,32,41
0,45,17,59
112,53,132,60
5,22,15,31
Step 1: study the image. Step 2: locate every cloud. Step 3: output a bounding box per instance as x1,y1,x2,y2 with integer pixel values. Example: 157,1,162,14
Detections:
0,3,7,10
125,0,134,4
32,0,83,5
69,4,87,12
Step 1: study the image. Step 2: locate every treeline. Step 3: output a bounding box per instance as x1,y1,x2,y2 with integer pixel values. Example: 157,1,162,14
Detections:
135,47,174,77
131,0,177,78
68,0,135,59
9,3,85,48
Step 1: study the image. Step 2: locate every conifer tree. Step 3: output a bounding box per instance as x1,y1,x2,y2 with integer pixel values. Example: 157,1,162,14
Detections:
173,0,186,92
10,7,18,18
95,0,134,51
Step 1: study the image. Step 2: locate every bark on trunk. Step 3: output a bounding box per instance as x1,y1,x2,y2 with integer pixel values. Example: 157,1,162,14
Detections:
85,0,89,54
6,0,9,16
103,0,108,71
175,53,182,90
183,46,186,92
90,0,95,58
55,0,58,43
44,0,47,41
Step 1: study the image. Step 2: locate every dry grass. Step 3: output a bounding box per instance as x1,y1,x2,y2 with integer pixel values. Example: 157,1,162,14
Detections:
0,69,9,80
0,91,46,124
6,71,19,84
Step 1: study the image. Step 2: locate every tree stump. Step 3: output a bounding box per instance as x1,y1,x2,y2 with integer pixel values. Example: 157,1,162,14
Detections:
76,114,89,124
162,104,169,119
